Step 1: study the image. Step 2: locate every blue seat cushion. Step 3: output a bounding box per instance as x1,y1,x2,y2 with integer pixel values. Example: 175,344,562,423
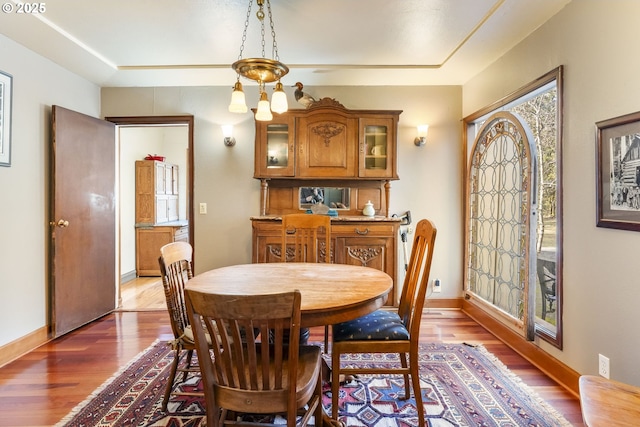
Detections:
332,310,409,342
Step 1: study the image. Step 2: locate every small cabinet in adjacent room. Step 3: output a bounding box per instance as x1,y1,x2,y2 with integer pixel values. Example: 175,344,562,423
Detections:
134,159,187,276
135,160,179,225
135,225,189,276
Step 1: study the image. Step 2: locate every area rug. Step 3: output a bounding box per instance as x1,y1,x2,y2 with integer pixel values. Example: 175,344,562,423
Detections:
55,340,571,426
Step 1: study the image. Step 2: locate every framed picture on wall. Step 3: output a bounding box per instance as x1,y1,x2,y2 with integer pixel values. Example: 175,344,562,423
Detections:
0,70,13,167
596,110,640,231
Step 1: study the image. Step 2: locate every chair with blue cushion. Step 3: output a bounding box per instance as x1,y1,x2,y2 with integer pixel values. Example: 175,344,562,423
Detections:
330,219,436,427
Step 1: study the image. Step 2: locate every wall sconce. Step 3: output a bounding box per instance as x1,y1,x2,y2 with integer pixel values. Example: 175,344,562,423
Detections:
414,124,429,146
222,125,235,147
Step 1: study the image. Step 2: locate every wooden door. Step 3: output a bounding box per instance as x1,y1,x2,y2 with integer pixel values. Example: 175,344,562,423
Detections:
50,106,116,338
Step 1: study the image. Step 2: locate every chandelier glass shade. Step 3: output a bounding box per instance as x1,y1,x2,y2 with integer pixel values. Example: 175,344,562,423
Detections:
228,0,289,121
270,81,288,114
228,81,248,113
255,91,273,121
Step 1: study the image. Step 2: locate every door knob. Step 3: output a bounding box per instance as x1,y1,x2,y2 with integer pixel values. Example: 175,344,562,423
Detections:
50,219,70,228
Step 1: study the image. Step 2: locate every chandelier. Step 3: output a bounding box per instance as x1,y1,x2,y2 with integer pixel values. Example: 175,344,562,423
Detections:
228,0,289,121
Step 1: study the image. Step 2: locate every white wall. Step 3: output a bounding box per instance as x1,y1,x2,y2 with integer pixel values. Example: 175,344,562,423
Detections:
0,34,100,346
101,85,464,303
463,0,640,383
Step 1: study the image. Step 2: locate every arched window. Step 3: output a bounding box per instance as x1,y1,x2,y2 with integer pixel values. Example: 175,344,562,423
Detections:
464,67,563,348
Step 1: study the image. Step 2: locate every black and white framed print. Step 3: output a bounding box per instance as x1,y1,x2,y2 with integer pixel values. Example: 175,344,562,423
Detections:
596,110,640,231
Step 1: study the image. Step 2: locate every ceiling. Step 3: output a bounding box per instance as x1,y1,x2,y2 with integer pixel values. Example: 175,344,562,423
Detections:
0,0,570,88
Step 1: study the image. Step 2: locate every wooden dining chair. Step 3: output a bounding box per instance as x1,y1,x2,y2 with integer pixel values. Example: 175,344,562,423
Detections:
282,213,332,350
185,289,324,427
158,241,204,411
330,218,437,427
281,213,331,263
579,375,640,427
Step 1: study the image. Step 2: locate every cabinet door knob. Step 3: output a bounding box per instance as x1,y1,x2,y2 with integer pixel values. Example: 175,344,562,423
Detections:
355,228,370,235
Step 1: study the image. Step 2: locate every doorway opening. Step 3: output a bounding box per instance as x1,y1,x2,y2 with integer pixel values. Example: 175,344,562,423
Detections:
106,115,194,311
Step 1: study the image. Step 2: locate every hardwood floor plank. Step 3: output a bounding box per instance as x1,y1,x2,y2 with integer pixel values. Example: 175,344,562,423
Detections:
0,311,172,426
119,276,166,311
0,284,584,426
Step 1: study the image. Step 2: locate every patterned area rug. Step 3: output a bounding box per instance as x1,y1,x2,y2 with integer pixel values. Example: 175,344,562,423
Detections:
55,340,571,426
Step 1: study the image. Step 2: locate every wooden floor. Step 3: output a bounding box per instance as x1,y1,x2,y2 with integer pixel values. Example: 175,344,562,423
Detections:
0,279,584,426
118,276,167,311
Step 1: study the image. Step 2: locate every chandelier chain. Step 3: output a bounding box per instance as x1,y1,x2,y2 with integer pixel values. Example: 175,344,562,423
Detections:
259,2,266,58
237,0,253,61
229,0,289,119
265,0,279,61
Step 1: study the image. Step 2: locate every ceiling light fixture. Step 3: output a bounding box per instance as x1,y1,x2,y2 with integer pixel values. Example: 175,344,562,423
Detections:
228,0,289,121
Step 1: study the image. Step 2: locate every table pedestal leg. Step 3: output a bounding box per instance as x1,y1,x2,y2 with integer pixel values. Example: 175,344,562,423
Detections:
300,327,310,345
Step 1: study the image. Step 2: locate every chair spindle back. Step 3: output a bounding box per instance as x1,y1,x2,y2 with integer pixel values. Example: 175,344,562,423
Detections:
281,214,331,263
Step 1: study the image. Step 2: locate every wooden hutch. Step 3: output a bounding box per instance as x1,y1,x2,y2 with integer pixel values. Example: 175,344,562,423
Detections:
250,98,402,305
135,159,189,276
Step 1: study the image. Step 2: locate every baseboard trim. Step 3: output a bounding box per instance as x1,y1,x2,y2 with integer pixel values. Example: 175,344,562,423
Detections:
121,270,137,283
0,326,49,368
425,298,462,309
462,299,580,398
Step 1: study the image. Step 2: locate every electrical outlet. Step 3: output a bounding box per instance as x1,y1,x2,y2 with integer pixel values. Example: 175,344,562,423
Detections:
407,226,414,234
199,203,207,214
599,354,610,379
433,279,441,293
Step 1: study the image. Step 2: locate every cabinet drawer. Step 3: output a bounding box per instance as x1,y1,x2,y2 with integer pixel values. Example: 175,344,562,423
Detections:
252,221,283,235
332,223,396,237
174,226,189,242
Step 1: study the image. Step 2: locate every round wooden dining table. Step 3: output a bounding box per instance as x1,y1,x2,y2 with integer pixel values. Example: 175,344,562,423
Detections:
187,262,390,427
185,262,393,328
